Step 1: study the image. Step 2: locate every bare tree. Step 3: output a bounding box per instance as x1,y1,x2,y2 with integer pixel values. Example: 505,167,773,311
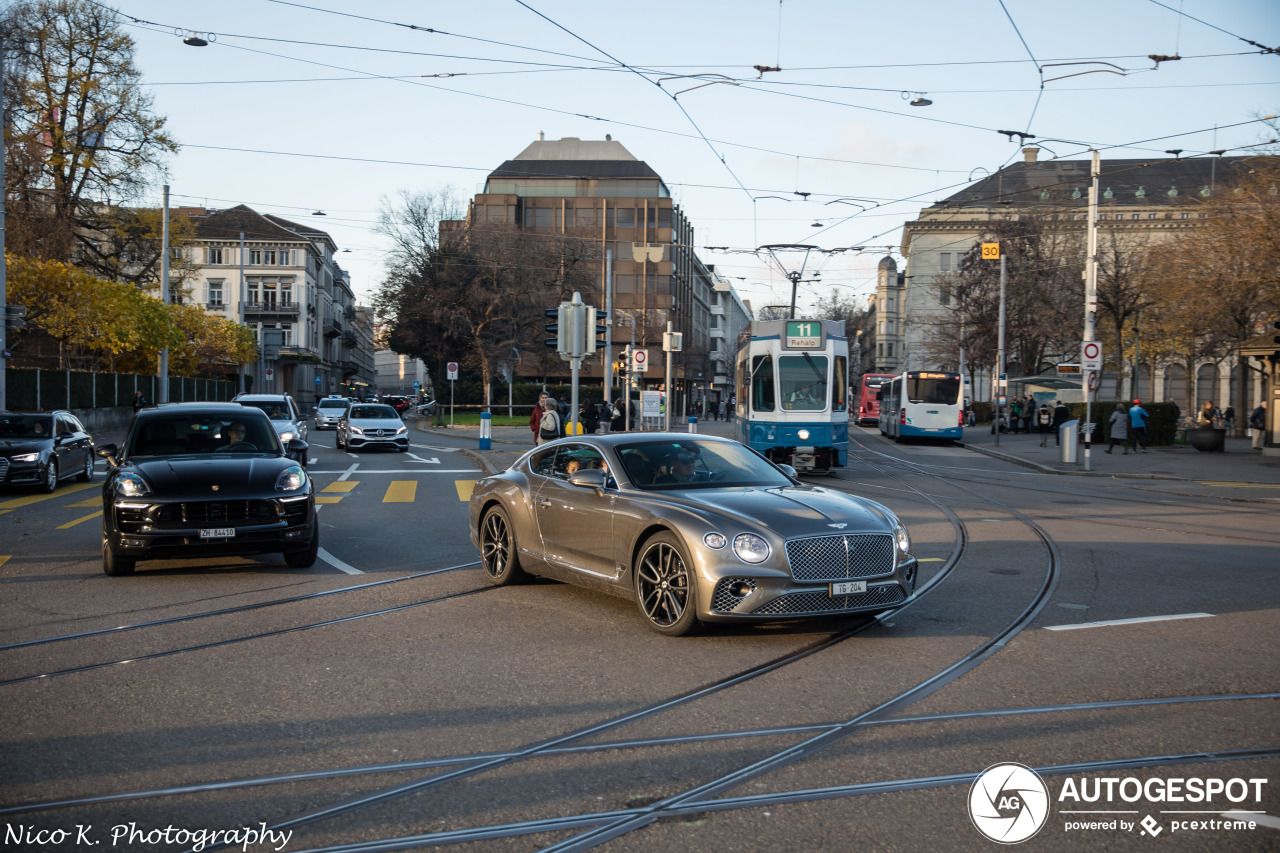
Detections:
3,0,178,273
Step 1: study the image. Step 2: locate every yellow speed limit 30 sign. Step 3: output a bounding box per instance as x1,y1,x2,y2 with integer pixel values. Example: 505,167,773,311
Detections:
981,242,1000,260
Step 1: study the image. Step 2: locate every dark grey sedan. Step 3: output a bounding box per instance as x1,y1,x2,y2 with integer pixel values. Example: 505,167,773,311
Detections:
0,411,96,493
468,433,918,636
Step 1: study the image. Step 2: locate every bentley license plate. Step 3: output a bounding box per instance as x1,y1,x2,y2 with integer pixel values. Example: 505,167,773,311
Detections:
830,580,866,596
200,528,235,539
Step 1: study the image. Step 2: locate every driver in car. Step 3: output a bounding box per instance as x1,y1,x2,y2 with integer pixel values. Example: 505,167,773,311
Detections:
218,422,248,451
656,451,698,484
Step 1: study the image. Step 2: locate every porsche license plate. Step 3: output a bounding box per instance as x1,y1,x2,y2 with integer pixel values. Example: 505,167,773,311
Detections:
200,528,235,539
830,580,866,596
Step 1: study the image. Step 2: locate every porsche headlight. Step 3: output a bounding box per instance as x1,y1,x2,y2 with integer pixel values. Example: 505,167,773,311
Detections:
113,471,151,497
895,523,912,557
12,452,39,462
703,532,727,550
279,431,297,443
733,533,770,563
274,465,307,492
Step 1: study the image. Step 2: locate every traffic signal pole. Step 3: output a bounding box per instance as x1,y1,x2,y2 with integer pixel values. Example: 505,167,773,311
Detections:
1083,149,1101,472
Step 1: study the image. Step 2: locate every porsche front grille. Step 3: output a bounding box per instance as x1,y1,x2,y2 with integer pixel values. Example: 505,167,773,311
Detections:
785,533,895,582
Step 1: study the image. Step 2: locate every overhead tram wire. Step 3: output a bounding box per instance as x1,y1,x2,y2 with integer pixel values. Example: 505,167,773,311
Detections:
1145,0,1280,55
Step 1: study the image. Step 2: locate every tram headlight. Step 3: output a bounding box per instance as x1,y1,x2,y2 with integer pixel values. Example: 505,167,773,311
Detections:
797,429,811,441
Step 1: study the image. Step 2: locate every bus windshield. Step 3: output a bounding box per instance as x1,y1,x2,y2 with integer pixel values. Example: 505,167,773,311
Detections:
908,375,960,405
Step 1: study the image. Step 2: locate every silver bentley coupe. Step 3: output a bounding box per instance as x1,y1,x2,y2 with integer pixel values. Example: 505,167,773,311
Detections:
468,433,918,636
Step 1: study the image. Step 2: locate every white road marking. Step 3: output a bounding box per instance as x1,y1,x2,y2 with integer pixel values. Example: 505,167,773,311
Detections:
318,547,362,575
305,469,476,474
1044,613,1212,631
406,454,440,464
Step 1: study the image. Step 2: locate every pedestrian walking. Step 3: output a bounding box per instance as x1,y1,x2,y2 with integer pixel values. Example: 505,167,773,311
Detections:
611,398,626,433
1021,397,1034,434
1105,404,1129,454
132,391,148,413
1128,399,1150,452
1036,404,1052,446
1250,402,1267,450
1009,398,1023,434
1198,401,1217,428
718,399,727,421
529,391,550,445
1222,406,1235,433
536,399,560,445
1051,399,1070,446
581,399,600,434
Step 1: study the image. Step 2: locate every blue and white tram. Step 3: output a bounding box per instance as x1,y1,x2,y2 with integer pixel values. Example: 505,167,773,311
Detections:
734,319,849,474
877,371,964,442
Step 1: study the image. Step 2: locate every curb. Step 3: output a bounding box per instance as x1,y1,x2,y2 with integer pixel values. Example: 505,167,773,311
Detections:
964,444,1188,481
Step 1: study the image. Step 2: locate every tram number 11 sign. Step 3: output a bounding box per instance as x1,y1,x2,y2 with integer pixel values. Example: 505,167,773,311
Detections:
785,321,822,349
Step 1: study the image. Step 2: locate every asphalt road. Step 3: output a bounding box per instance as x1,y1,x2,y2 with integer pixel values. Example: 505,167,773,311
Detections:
0,427,1276,852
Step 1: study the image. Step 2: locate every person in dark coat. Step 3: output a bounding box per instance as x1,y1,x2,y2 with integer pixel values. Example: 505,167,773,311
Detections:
611,399,626,432
132,391,147,413
581,400,600,434
1050,400,1070,446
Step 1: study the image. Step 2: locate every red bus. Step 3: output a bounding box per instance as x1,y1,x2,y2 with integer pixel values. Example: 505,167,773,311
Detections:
855,373,895,426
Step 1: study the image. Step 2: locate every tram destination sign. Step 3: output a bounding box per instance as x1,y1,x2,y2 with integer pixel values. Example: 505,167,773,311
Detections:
785,321,823,349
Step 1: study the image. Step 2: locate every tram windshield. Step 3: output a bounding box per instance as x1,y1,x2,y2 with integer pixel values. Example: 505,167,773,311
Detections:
779,355,828,411
907,373,961,405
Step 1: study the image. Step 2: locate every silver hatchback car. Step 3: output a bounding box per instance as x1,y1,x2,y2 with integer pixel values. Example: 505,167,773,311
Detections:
336,403,409,452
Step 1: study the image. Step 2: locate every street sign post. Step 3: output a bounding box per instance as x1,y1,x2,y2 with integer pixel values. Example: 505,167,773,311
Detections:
447,361,458,428
1082,341,1102,371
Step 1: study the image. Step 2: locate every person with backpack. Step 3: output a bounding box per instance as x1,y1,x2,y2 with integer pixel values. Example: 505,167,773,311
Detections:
1036,404,1053,447
1250,402,1266,450
537,399,561,445
529,391,550,445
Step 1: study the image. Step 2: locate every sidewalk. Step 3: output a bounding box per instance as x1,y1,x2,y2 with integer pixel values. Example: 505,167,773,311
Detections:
426,416,1280,486
958,423,1280,484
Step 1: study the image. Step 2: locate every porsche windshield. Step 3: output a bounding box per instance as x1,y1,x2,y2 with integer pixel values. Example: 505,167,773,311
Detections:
615,439,793,490
129,416,281,457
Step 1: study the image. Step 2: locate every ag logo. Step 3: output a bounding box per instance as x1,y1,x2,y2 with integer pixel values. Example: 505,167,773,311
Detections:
969,763,1049,844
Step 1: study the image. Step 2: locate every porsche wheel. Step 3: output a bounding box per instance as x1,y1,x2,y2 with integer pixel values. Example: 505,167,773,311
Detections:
480,506,526,586
634,531,698,636
102,529,136,576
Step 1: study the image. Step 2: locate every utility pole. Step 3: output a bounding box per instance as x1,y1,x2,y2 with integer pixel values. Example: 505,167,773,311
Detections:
0,29,8,413
158,185,170,403
1083,149,1101,471
996,252,1006,448
238,232,246,394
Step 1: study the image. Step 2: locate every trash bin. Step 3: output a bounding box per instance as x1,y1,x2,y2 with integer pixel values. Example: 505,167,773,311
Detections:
1059,418,1079,464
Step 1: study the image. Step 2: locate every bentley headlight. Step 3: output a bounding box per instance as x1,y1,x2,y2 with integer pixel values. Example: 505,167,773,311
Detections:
733,533,770,563
279,431,297,443
113,471,151,497
703,532,727,550
274,465,307,492
895,523,912,557
12,452,39,462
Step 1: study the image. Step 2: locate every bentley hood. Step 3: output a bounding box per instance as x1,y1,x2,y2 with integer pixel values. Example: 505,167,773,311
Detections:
659,485,896,538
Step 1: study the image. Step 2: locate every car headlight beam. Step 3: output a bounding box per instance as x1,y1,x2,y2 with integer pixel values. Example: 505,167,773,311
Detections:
11,452,39,462
274,465,307,492
733,533,770,563
895,523,912,557
113,471,151,497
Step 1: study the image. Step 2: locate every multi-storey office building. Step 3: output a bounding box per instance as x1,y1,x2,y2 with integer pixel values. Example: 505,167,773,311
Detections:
458,135,746,410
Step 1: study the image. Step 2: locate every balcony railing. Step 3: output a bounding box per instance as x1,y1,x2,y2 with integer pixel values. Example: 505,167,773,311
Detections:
244,300,301,318
323,314,342,338
341,332,357,349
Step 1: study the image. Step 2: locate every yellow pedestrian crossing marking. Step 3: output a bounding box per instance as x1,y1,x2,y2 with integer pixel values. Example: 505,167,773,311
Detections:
1196,481,1280,489
323,482,358,493
0,483,97,510
67,497,100,508
455,480,476,502
315,496,345,504
0,555,9,568
383,481,417,502
58,510,103,529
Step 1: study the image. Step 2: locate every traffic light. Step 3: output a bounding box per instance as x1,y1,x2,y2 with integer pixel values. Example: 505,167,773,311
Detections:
583,306,607,355
545,303,571,352
4,305,27,330
616,345,632,374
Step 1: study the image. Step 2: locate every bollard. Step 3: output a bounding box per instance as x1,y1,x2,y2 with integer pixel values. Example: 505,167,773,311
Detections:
479,410,491,450
688,416,698,434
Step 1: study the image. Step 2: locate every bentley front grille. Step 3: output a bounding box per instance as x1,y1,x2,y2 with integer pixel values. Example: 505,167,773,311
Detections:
711,578,758,613
749,584,906,616
785,533,895,582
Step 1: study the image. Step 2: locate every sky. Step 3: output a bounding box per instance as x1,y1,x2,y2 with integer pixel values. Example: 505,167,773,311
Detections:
111,0,1278,313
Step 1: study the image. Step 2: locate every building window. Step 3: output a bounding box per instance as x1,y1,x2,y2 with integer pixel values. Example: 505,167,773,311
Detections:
1131,214,1140,220
249,248,261,265
207,247,224,264
207,280,223,307
1148,213,1157,219
534,208,553,228
887,296,895,312
1098,215,1107,221
279,249,290,265
280,323,293,346
615,275,635,294
878,343,884,357
939,252,951,271
263,249,277,265
1181,212,1190,219
886,343,894,357
616,208,635,227
886,319,894,335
